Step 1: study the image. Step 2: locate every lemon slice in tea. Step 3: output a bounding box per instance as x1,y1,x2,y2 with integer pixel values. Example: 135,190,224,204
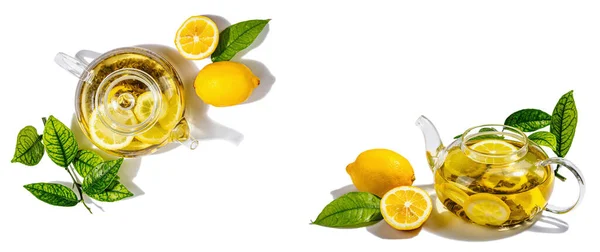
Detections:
135,125,169,145
440,182,470,206
464,193,511,226
443,147,487,177
89,109,135,150
470,140,519,164
158,95,183,131
133,91,168,123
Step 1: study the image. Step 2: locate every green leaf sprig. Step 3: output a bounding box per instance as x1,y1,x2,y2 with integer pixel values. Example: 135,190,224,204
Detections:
11,116,134,213
211,19,270,62
311,192,383,228
504,90,578,181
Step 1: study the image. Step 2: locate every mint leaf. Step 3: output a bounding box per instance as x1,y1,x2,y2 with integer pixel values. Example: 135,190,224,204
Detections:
82,158,123,195
88,180,133,202
528,131,557,151
550,91,577,157
73,150,103,178
211,19,270,62
24,183,79,207
504,109,551,132
311,192,382,228
43,116,78,168
11,126,44,166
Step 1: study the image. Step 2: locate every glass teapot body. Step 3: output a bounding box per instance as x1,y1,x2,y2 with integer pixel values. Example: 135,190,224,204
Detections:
416,116,585,229
55,47,197,157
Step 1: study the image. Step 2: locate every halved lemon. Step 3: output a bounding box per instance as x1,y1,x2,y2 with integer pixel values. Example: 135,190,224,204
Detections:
158,95,183,131
89,109,135,150
133,91,168,123
464,193,511,226
175,16,219,60
135,125,169,145
440,183,469,206
380,186,433,230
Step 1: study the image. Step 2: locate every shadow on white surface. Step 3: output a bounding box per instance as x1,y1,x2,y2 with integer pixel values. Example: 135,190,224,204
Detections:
367,221,421,239
241,59,275,104
330,184,569,240
205,15,231,32
138,44,245,147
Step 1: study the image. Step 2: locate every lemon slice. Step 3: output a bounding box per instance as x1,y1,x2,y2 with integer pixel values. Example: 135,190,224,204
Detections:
133,91,167,123
440,183,469,206
380,186,433,230
443,147,487,177
175,16,219,60
158,95,183,131
121,140,152,151
464,193,511,226
469,140,519,164
89,109,135,150
135,124,169,145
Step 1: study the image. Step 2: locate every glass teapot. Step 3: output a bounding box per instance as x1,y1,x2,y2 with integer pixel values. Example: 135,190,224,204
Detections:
416,116,585,229
55,47,198,158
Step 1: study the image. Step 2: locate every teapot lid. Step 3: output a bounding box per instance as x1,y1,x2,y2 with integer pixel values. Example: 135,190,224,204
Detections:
95,68,162,136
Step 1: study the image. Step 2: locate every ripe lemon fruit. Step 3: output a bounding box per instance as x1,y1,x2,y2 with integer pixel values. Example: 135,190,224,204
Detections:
464,193,511,226
381,186,432,230
346,149,415,197
194,61,260,107
174,16,219,60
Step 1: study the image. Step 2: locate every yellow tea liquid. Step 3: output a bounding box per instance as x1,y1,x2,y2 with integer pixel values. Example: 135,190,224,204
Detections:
434,140,553,227
77,52,186,156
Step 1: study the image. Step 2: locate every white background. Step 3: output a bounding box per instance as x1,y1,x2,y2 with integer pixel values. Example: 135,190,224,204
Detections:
0,0,599,251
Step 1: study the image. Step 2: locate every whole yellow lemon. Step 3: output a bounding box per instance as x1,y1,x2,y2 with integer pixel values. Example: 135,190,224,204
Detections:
194,62,260,107
346,149,415,197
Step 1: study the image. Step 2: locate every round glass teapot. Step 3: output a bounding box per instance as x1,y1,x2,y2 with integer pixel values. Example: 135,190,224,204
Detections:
416,116,585,229
55,47,198,158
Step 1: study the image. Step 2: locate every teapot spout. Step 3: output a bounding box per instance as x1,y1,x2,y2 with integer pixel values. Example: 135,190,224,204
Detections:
416,116,444,171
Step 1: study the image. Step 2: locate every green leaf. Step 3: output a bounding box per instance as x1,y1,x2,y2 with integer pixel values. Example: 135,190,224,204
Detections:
82,158,123,195
88,180,133,202
528,131,557,151
11,126,44,166
211,19,270,62
311,192,382,228
504,109,551,132
73,150,103,178
43,116,78,168
23,183,79,207
550,91,578,157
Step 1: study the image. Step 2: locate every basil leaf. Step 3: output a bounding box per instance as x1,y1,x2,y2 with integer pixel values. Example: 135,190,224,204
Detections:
528,131,557,152
312,192,382,228
24,183,79,207
550,91,577,157
11,126,44,166
88,180,133,202
73,150,103,178
82,158,123,195
504,109,551,132
211,19,270,62
43,116,78,168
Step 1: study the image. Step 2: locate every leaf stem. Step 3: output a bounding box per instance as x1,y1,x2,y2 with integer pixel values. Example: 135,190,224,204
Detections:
555,165,567,182
65,166,92,214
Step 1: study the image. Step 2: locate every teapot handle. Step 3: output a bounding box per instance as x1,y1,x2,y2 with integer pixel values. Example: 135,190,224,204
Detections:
54,52,91,80
539,157,585,214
